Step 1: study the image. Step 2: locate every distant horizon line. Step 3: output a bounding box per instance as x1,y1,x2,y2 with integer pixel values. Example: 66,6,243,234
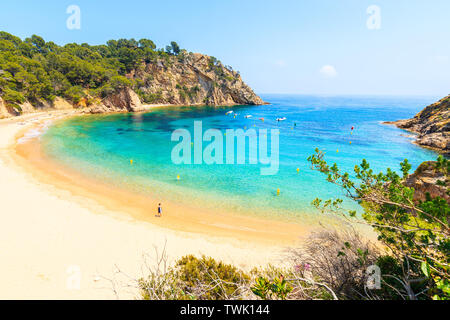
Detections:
257,93,447,98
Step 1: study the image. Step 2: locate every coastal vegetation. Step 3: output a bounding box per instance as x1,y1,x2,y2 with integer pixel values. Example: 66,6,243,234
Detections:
0,31,179,107
133,155,449,300
308,151,449,300
0,31,263,118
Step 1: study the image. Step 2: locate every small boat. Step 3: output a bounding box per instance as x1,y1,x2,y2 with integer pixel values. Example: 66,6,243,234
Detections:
276,117,287,121
244,115,252,119
226,111,234,115
259,117,265,121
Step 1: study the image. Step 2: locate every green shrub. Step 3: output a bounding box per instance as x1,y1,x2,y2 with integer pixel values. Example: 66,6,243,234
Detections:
0,31,184,105
175,255,250,300
251,276,292,300
63,85,85,104
1,87,25,104
309,150,450,300
109,75,131,92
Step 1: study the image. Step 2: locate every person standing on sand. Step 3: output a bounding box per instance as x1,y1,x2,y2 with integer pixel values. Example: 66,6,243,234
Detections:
157,203,162,217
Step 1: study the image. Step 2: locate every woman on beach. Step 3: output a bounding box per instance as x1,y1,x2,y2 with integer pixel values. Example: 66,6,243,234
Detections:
157,203,162,217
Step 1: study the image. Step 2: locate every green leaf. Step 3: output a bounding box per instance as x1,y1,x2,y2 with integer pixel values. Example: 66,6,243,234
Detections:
421,261,430,278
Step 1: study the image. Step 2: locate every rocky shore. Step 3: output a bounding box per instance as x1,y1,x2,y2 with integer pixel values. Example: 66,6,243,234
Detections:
405,160,449,203
385,95,449,156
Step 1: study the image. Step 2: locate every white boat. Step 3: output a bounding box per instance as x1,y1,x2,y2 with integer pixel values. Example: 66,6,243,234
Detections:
276,117,287,121
226,111,234,115
244,115,252,118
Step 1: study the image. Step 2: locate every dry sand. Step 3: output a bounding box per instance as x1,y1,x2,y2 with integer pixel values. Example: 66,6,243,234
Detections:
0,110,308,299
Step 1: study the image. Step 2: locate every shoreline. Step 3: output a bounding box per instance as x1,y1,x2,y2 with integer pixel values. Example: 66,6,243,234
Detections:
15,131,309,246
0,110,309,299
383,120,449,156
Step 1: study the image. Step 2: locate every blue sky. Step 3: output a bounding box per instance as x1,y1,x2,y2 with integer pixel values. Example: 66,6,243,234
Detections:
1,0,449,96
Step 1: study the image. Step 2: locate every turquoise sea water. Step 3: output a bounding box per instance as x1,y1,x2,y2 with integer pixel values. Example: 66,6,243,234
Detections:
41,95,439,222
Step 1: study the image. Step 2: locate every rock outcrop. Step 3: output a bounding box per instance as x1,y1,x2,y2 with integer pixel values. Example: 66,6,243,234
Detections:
89,88,145,114
405,160,449,204
1,52,264,117
128,52,264,107
0,96,10,119
52,97,74,110
87,53,265,114
386,95,449,155
0,96,76,118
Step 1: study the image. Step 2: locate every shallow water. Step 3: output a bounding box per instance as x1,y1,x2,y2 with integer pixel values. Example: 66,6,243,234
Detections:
40,95,438,222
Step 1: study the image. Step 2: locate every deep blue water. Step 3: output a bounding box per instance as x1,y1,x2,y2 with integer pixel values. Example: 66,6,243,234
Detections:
40,95,439,221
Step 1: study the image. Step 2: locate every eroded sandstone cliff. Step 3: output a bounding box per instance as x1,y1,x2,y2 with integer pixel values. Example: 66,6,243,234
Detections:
405,160,449,204
0,52,264,118
128,52,264,107
89,53,264,113
0,97,8,119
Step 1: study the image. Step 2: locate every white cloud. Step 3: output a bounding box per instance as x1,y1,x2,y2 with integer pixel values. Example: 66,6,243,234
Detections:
319,65,338,78
275,60,287,67
432,55,449,64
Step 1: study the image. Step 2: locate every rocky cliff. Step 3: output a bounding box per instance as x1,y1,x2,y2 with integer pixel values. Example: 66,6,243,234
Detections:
90,52,264,113
0,96,79,119
129,52,264,106
0,52,264,118
386,95,449,155
0,96,8,119
88,87,146,114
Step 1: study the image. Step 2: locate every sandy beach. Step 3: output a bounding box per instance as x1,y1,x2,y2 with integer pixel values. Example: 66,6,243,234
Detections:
0,110,308,299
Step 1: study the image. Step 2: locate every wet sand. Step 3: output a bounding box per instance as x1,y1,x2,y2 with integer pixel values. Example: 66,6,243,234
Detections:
0,110,309,299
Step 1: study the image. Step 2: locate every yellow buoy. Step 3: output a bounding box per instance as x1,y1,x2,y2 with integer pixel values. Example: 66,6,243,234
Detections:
130,159,133,165
277,188,280,195
297,168,300,173
337,149,339,153
349,141,352,145
177,175,180,180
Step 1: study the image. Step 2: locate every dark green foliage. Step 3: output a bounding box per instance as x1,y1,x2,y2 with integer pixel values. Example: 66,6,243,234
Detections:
308,149,449,299
138,254,330,300
251,276,292,300
175,255,249,300
63,85,85,104
170,41,180,55
177,84,200,101
207,56,237,82
0,31,182,107
136,90,163,104
1,87,25,104
139,255,250,300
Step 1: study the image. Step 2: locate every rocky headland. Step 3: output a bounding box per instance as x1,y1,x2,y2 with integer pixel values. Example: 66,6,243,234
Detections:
0,52,264,118
0,32,264,119
89,52,264,114
385,95,449,156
